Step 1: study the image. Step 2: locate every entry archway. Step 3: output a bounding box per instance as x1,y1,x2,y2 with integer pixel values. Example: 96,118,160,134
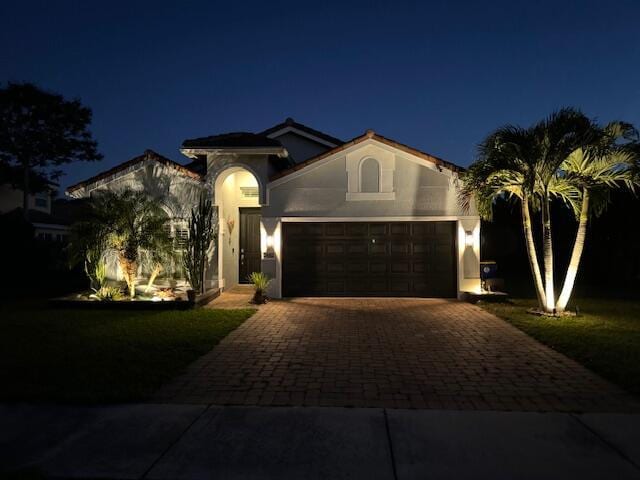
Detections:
213,166,263,290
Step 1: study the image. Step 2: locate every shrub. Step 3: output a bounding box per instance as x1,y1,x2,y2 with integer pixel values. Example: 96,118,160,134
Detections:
183,196,217,294
248,272,270,304
91,285,124,301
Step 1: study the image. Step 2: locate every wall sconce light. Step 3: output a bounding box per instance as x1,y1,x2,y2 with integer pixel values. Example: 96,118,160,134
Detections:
465,230,474,248
264,235,275,259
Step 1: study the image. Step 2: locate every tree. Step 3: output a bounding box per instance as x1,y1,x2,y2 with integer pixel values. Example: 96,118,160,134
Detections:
183,195,217,294
554,122,639,311
461,108,600,314
69,189,172,299
0,82,102,220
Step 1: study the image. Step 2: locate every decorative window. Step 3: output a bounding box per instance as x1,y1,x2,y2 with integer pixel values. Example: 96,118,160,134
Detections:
346,148,395,201
360,158,380,193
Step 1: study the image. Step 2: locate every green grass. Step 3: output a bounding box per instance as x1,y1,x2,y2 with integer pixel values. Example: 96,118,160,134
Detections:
480,298,640,395
0,303,255,403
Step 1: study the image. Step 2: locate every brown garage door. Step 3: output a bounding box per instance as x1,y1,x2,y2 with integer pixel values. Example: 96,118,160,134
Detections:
282,222,457,297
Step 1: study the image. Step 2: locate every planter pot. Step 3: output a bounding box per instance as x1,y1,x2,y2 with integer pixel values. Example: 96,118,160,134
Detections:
187,289,197,303
252,291,266,305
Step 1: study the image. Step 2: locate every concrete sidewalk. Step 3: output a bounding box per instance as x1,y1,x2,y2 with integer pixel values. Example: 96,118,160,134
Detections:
2,404,640,480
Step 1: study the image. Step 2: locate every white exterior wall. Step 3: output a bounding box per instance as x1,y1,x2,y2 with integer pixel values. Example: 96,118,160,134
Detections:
69,137,480,298
66,161,211,285
259,139,480,298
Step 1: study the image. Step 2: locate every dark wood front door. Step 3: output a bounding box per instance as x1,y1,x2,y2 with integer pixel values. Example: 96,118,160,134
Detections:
239,208,261,283
282,221,457,297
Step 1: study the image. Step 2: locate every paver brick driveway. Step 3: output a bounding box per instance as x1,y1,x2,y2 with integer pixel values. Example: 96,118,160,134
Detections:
156,298,639,412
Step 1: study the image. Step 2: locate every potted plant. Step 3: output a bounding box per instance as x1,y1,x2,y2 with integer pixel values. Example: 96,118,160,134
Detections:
248,272,270,304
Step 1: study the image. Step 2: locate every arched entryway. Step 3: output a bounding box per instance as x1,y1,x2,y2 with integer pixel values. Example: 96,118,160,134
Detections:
213,166,263,290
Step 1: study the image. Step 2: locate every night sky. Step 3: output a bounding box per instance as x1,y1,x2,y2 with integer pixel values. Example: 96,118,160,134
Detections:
2,0,639,193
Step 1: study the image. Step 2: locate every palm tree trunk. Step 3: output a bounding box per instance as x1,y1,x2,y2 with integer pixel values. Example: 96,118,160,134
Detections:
145,263,163,293
118,256,138,298
521,196,547,309
541,193,555,312
556,189,589,312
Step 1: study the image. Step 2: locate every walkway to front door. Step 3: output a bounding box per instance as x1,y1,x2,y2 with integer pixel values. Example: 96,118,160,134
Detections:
155,298,638,412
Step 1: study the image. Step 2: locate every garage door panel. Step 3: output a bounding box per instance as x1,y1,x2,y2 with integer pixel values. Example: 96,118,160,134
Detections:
282,221,456,297
346,223,368,236
369,243,387,255
391,262,410,273
369,279,388,292
326,224,346,236
391,242,409,254
327,262,345,273
370,262,387,274
347,242,368,255
327,280,346,294
347,263,367,274
369,224,388,236
390,223,410,235
390,279,411,293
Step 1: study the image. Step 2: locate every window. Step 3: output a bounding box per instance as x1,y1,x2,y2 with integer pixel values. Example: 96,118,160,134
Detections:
345,149,395,201
240,186,259,199
360,158,380,193
164,219,189,249
174,226,189,248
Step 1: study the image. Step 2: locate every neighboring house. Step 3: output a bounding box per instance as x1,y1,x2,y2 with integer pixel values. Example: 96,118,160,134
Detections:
67,118,480,298
0,183,72,242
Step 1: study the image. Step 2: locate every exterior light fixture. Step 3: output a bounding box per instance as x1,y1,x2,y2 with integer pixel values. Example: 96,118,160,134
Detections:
264,234,275,259
465,230,474,248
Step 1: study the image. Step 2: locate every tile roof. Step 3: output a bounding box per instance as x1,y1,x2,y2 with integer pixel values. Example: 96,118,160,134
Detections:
181,132,282,149
261,118,344,146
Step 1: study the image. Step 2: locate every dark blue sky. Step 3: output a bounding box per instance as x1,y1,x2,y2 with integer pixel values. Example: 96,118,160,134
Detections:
2,0,639,192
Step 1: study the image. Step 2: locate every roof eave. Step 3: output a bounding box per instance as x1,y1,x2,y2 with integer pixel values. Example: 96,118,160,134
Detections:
180,146,289,158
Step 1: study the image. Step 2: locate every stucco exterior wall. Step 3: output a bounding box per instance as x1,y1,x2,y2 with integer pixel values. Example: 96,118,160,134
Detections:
263,153,466,218
67,161,215,287
85,162,204,219
259,141,481,298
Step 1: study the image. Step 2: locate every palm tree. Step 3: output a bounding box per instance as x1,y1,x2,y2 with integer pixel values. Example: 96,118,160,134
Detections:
461,109,592,313
555,122,639,312
461,126,548,308
70,189,172,298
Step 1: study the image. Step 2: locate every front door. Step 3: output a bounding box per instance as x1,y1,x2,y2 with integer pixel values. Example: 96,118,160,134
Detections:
239,208,261,283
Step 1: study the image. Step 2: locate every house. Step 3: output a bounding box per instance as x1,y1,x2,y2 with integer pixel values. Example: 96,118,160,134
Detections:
0,182,72,242
66,118,480,298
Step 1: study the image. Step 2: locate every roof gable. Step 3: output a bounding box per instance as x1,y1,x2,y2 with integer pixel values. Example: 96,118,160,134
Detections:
66,149,202,196
269,130,464,183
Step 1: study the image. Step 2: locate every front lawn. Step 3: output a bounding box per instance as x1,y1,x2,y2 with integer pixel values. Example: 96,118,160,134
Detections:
0,303,255,403
481,298,640,395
